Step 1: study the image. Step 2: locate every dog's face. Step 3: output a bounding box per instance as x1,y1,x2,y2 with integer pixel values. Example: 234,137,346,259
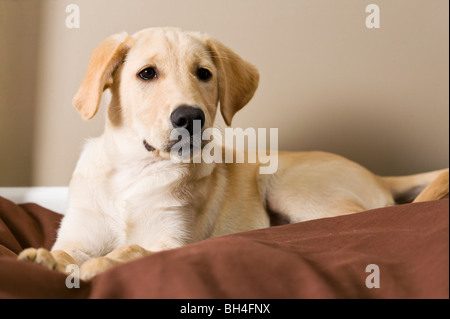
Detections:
119,29,219,152
73,28,259,158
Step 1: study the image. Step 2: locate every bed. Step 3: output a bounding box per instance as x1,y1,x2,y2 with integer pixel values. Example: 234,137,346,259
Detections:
0,188,448,299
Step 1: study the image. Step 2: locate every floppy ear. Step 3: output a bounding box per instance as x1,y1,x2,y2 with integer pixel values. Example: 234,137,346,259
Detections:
73,32,132,120
207,39,259,126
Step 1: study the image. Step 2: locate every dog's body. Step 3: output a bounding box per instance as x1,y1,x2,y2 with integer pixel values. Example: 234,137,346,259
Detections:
19,28,449,280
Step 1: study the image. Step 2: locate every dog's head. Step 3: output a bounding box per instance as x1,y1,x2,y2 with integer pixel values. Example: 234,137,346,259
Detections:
73,27,259,157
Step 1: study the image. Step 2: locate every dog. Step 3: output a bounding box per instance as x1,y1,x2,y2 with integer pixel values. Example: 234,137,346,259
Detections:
18,27,449,280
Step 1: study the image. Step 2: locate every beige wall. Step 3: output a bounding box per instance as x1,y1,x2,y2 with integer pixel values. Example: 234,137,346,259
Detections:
0,0,41,185
0,0,448,186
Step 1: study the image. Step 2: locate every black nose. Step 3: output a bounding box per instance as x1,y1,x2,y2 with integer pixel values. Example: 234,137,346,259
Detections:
170,106,205,136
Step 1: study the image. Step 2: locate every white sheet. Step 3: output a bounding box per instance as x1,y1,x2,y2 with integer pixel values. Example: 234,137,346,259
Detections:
0,187,68,214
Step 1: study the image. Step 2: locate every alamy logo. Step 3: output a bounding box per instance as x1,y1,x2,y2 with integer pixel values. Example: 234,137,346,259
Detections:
169,121,278,174
65,264,80,288
365,4,380,29
65,4,80,29
365,264,380,288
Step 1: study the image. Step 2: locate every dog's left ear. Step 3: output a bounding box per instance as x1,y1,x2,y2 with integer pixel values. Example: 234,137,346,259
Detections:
207,39,259,126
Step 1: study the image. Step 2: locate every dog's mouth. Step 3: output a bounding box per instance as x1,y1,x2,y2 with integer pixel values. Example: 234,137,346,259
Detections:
143,140,155,152
143,112,207,159
143,135,205,158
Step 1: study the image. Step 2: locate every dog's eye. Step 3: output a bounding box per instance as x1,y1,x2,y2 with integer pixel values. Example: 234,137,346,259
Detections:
197,68,212,81
138,67,158,80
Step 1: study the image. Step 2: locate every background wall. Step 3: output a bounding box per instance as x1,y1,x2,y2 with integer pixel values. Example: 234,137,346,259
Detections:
0,0,448,186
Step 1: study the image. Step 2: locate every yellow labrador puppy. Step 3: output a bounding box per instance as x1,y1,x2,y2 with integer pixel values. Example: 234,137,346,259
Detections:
19,27,448,280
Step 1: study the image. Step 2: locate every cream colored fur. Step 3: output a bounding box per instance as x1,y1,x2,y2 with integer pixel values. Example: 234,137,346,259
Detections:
18,28,449,280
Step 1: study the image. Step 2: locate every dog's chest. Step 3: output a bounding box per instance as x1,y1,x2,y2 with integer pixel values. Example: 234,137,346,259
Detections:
104,162,192,250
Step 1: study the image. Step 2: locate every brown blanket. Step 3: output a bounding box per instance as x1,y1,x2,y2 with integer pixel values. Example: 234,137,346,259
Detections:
0,195,448,299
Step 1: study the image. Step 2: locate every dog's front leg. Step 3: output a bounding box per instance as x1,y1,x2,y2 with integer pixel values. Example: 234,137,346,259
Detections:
79,244,152,281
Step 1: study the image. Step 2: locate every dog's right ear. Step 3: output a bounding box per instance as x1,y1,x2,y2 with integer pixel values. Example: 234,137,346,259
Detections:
73,32,132,120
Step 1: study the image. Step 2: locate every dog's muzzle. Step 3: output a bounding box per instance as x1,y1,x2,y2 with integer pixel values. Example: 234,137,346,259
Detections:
143,105,205,153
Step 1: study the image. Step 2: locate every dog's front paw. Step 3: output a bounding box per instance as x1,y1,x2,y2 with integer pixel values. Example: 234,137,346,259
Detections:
80,257,117,281
18,247,57,270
